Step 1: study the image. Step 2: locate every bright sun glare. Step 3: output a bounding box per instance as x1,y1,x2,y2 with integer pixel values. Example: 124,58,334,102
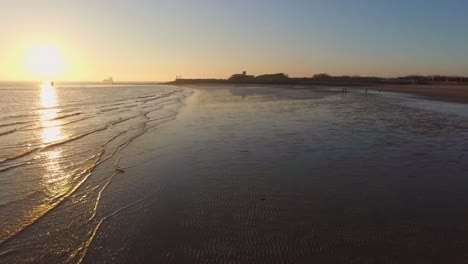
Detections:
26,44,64,80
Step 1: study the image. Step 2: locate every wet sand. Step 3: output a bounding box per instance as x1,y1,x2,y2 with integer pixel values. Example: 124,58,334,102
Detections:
98,85,468,263
370,84,468,103
294,83,468,104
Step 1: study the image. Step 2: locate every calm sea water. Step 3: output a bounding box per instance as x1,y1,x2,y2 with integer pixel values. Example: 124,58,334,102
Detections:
1,84,468,263
0,82,191,261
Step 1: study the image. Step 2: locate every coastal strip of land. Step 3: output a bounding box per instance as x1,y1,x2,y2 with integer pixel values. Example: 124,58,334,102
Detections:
168,79,468,104
369,84,468,103
166,72,468,103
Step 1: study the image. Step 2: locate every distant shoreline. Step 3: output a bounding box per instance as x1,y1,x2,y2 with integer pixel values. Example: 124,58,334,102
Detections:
369,84,468,104
171,81,468,104
166,78,387,87
165,74,468,87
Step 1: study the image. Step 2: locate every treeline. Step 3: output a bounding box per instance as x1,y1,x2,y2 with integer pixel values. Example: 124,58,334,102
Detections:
167,73,468,86
169,73,382,86
399,75,468,83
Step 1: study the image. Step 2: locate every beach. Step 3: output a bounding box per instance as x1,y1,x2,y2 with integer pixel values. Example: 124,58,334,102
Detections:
371,84,468,103
172,82,468,103
1,83,468,263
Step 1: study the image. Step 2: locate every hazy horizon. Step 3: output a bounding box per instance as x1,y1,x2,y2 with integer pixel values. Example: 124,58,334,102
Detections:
1,0,468,82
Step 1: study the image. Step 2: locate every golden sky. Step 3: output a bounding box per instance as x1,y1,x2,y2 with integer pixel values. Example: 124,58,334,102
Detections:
1,1,467,82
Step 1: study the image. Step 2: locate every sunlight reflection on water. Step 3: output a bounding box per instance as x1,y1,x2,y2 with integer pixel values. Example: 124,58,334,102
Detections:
37,82,70,205
39,82,65,144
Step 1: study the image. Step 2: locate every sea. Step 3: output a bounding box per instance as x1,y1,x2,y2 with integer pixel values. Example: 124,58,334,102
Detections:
0,82,191,263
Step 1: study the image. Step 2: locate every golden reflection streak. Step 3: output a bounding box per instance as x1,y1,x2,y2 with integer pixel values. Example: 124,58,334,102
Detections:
37,82,71,202
39,82,65,144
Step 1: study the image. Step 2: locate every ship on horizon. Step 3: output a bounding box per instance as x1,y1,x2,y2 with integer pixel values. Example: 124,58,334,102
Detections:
103,77,114,84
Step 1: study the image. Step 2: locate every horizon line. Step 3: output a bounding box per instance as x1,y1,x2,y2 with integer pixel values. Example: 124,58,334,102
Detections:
1,73,468,84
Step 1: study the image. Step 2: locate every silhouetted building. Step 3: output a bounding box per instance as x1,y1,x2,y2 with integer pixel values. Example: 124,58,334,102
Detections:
229,71,255,81
255,73,289,81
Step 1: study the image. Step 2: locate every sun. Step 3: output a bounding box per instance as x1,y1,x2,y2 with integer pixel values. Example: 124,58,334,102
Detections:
26,43,65,80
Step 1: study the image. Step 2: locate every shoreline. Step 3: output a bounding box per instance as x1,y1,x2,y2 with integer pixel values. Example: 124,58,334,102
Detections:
175,83,468,104
2,83,468,263
368,84,468,104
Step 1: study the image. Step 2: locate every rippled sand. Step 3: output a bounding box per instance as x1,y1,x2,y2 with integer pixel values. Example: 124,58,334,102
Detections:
2,85,468,263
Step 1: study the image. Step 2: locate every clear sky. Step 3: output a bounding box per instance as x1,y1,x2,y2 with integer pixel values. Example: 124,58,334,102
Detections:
1,0,467,81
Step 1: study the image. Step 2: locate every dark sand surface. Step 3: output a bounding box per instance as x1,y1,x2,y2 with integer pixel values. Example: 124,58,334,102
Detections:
87,85,468,263
370,84,468,103
292,83,468,104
